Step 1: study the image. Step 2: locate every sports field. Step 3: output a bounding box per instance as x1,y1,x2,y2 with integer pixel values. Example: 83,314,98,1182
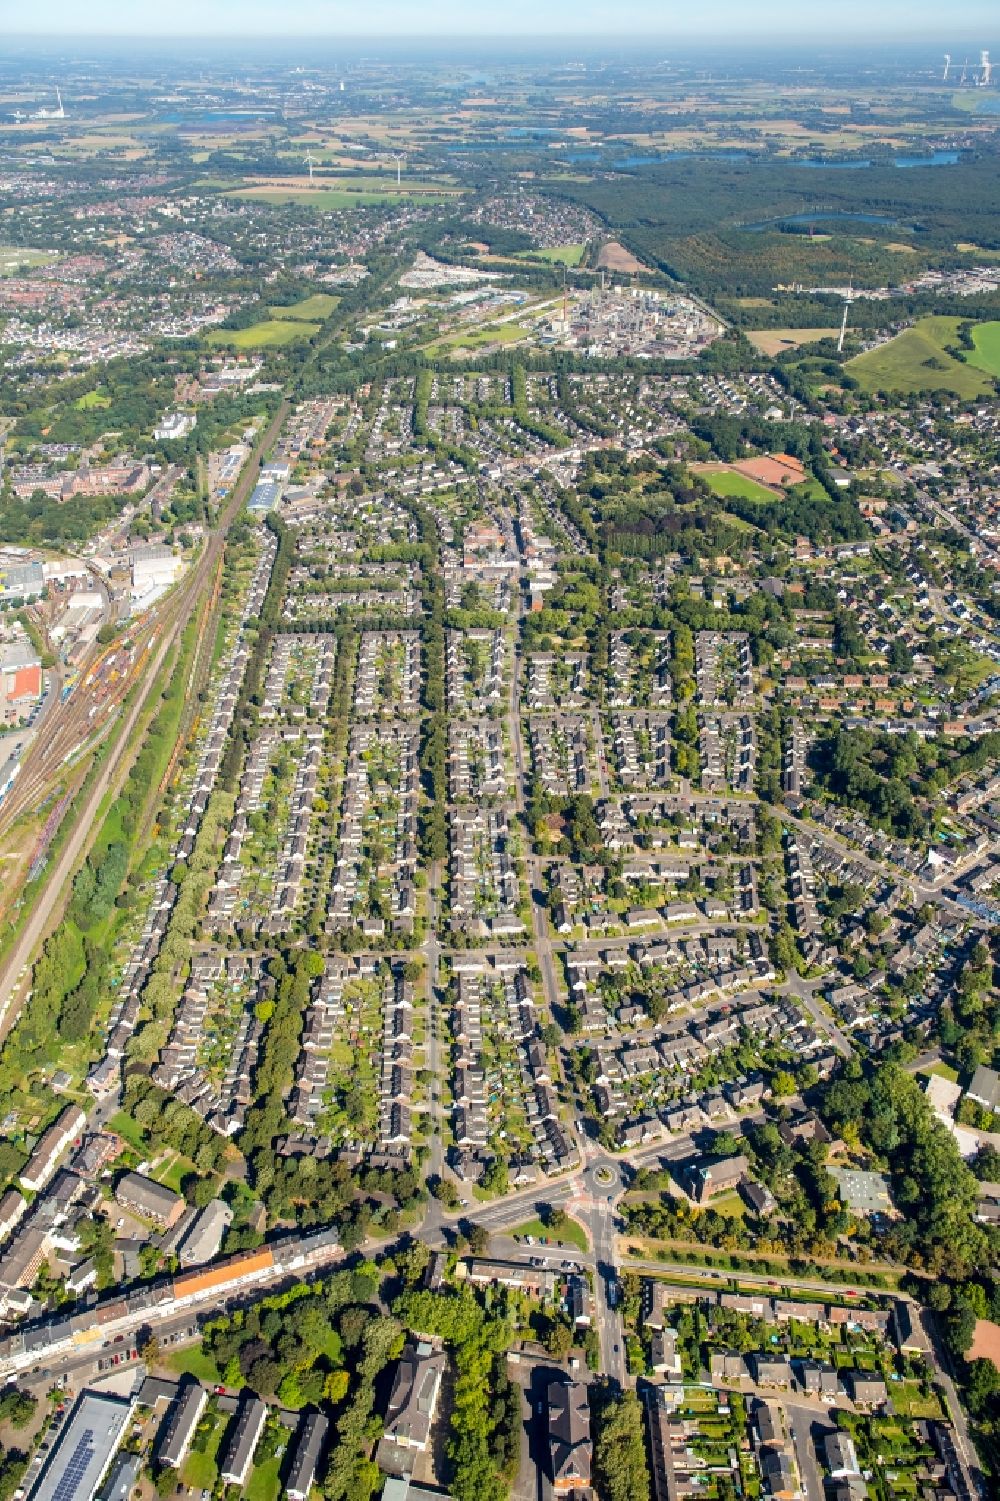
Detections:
205,319,320,348
846,316,994,398
0,246,57,276
703,468,780,502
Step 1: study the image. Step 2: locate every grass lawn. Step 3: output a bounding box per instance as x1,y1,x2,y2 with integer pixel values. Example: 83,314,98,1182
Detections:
267,293,339,322
168,1345,222,1385
108,1111,148,1153
247,1456,282,1501
510,1215,590,1253
892,1380,944,1419
205,319,320,349
75,390,111,410
528,244,586,266
920,1061,959,1083
787,476,828,502
180,1411,225,1490
703,468,780,503
847,316,994,398
967,320,1000,376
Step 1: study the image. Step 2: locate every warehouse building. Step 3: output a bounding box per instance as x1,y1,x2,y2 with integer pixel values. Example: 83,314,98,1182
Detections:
27,1390,132,1501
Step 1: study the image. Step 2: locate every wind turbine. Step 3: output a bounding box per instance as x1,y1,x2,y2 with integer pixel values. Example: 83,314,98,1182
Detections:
303,152,319,183
836,283,853,355
943,54,951,82
390,152,406,186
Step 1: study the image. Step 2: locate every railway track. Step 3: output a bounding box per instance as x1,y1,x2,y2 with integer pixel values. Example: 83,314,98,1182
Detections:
0,398,288,1040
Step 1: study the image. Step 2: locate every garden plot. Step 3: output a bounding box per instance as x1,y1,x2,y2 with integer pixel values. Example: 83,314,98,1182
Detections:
289,954,384,1147
609,711,672,789
446,628,506,716
207,725,324,935
448,721,508,802
529,714,596,796
525,652,590,710
259,632,336,722
448,957,572,1185
695,631,754,707
153,951,270,1137
326,723,421,941
353,631,422,719
699,714,756,795
608,630,673,708
449,808,525,940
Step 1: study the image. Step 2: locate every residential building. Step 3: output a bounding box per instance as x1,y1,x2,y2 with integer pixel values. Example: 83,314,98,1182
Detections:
219,1394,267,1487
549,1381,591,1494
286,1411,328,1501
115,1172,185,1228
157,1382,208,1469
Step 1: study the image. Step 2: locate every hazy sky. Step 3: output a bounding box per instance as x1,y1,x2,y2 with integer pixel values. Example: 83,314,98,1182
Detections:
5,0,996,37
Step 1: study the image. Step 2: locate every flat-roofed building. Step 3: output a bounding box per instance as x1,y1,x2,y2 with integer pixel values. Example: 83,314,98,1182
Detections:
27,1390,132,1501
286,1411,328,1501
220,1395,267,1487
156,1381,208,1469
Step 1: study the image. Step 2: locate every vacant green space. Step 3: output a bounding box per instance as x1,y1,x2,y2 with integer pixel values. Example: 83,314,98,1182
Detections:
702,468,780,503
427,322,530,356
528,244,586,266
205,319,320,349
967,320,1000,376
108,1111,148,1152
248,1456,282,1501
75,390,111,410
510,1215,590,1253
847,316,994,398
267,293,339,322
168,1345,223,1385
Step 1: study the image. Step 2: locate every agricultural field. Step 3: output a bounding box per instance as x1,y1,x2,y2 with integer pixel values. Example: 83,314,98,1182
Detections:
227,183,457,209
267,293,339,322
846,316,996,398
747,326,837,355
205,319,321,348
